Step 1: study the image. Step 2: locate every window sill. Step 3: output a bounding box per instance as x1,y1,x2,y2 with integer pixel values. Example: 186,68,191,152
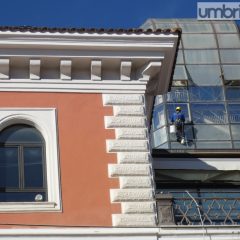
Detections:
0,202,60,212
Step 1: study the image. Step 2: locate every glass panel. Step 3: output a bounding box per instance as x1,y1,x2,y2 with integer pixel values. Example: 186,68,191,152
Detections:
154,22,178,29
193,125,231,140
0,125,43,143
234,141,240,148
184,50,219,64
223,65,240,80
0,147,19,188
152,104,165,131
220,50,240,63
217,34,240,48
228,104,240,123
167,87,188,102
152,127,167,148
189,87,224,101
231,125,240,140
226,87,240,101
196,141,232,149
24,147,44,188
182,34,217,49
173,66,188,80
0,192,46,202
156,142,169,149
154,95,164,105
167,103,189,123
186,65,222,86
191,103,227,124
176,50,184,64
179,23,213,33
214,23,238,33
169,124,194,142
170,141,195,149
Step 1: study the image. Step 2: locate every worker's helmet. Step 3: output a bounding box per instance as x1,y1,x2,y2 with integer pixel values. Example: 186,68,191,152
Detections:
176,106,181,111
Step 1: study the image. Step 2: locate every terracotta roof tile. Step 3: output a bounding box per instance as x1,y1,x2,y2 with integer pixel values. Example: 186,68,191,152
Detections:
0,26,182,35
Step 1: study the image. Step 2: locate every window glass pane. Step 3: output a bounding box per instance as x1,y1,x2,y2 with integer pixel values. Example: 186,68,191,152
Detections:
223,65,240,80
152,104,165,131
0,192,46,202
226,87,240,101
184,50,219,64
186,65,222,86
170,141,195,149
214,23,238,33
0,147,19,188
154,95,164,105
220,50,240,63
169,124,194,143
24,147,44,188
193,125,231,140
167,103,189,123
154,22,178,29
179,23,213,33
217,34,240,48
191,103,228,124
189,87,224,101
182,34,217,49
196,141,232,149
152,127,167,148
231,125,240,140
0,125,43,143
155,142,169,149
228,104,240,123
233,141,240,148
167,87,188,102
173,66,188,80
176,50,184,64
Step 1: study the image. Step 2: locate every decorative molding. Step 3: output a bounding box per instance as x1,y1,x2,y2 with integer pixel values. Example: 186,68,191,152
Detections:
115,128,147,139
0,108,61,212
103,94,143,105
91,60,102,81
121,202,155,213
119,176,152,188
110,189,153,202
137,61,162,82
112,214,156,227
30,59,41,80
120,61,132,81
106,140,148,152
60,60,72,80
0,59,9,79
0,226,239,239
113,106,145,116
103,94,156,227
117,152,150,164
105,116,146,128
108,164,151,177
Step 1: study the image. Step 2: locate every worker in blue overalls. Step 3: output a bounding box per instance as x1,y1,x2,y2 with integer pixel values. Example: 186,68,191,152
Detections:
171,106,185,144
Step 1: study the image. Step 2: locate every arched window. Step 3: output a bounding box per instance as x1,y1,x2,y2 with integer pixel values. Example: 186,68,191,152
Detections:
0,124,46,202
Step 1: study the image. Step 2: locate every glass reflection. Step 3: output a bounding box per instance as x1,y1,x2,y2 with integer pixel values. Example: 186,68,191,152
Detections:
228,104,240,123
191,103,227,124
189,87,224,101
0,147,19,188
167,87,188,102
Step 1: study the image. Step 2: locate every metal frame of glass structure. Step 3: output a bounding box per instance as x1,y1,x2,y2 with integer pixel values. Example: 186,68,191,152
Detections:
146,20,240,151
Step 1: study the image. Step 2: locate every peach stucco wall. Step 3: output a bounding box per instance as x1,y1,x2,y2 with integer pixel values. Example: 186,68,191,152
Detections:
0,92,120,227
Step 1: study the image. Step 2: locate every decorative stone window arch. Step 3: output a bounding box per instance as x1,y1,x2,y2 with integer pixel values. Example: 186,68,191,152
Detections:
0,109,61,212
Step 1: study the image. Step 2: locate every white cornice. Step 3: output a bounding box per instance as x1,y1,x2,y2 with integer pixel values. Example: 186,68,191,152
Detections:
0,31,179,94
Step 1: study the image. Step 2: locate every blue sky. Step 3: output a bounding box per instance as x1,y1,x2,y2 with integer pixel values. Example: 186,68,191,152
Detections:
0,0,238,28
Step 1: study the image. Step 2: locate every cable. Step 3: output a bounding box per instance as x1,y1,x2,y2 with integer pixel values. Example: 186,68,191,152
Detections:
185,190,207,240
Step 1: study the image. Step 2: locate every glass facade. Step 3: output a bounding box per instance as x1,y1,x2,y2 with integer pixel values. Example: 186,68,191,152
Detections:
142,20,240,151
